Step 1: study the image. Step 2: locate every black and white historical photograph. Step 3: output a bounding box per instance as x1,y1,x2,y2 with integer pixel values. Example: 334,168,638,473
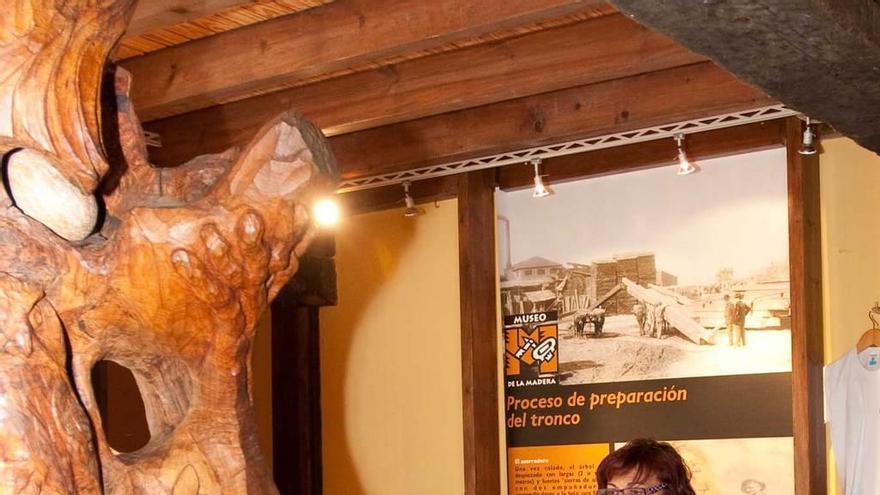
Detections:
496,148,792,385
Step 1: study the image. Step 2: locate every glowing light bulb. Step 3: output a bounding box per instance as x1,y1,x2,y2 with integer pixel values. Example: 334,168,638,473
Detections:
530,158,552,198
676,148,697,176
313,198,341,227
533,175,551,198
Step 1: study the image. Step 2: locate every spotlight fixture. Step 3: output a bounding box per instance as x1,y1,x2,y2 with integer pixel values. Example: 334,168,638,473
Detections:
674,133,698,176
799,117,817,156
402,181,425,217
313,197,341,227
530,158,552,198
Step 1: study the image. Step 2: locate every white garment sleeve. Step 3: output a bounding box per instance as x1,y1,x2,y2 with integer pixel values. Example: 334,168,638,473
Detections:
823,362,835,424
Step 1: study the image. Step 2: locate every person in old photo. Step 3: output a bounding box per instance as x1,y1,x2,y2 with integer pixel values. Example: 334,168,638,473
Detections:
634,302,647,336
732,292,752,347
724,294,736,346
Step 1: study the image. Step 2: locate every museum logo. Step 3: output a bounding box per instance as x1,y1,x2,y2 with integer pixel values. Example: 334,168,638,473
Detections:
504,312,559,381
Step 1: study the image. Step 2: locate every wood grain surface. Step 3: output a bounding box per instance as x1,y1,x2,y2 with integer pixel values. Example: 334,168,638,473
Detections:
0,1,336,493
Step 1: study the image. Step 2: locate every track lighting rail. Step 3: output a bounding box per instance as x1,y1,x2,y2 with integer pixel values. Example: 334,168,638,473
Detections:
336,105,798,194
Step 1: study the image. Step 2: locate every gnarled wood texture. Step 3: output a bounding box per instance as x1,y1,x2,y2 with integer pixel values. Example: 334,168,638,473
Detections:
0,1,135,221
0,1,336,493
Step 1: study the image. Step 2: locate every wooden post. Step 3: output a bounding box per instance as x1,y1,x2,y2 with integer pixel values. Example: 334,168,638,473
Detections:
271,300,323,495
271,236,337,495
458,169,502,495
785,117,826,495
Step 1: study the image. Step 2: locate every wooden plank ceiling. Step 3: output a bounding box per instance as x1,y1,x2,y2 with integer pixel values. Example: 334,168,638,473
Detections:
122,0,776,186
118,1,333,59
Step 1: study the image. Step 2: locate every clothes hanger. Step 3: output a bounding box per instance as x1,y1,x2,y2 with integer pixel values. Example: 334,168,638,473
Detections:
856,303,880,352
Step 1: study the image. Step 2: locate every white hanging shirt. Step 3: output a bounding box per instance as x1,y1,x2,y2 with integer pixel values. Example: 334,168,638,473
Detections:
825,347,880,495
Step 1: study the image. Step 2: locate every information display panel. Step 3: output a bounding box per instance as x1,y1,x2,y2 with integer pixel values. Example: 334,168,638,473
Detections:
497,149,794,494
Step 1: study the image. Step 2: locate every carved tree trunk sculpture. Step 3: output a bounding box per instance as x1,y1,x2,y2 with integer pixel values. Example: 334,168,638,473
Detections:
0,1,336,494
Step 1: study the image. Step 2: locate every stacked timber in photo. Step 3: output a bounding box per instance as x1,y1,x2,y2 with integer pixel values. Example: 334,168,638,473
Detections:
590,253,667,316
593,259,620,314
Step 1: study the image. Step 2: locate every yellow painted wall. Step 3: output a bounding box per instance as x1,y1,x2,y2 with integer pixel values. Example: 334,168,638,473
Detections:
820,137,880,494
320,200,465,495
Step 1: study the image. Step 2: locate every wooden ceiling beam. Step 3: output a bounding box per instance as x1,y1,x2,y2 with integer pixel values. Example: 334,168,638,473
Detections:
328,62,775,182
122,0,608,121
127,1,275,37
149,62,773,180
144,14,703,166
610,0,880,153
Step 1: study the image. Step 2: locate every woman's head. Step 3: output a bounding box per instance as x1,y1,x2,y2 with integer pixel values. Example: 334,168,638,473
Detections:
596,439,696,495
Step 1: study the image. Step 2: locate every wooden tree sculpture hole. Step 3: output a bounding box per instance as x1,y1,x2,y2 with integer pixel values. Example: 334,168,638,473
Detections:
92,361,151,453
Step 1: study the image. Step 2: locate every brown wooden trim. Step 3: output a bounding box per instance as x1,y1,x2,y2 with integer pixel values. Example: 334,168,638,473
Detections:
271,295,323,495
785,117,826,495
458,169,502,495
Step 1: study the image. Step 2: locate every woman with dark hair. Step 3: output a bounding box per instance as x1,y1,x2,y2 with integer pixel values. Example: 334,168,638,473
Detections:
595,438,696,495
